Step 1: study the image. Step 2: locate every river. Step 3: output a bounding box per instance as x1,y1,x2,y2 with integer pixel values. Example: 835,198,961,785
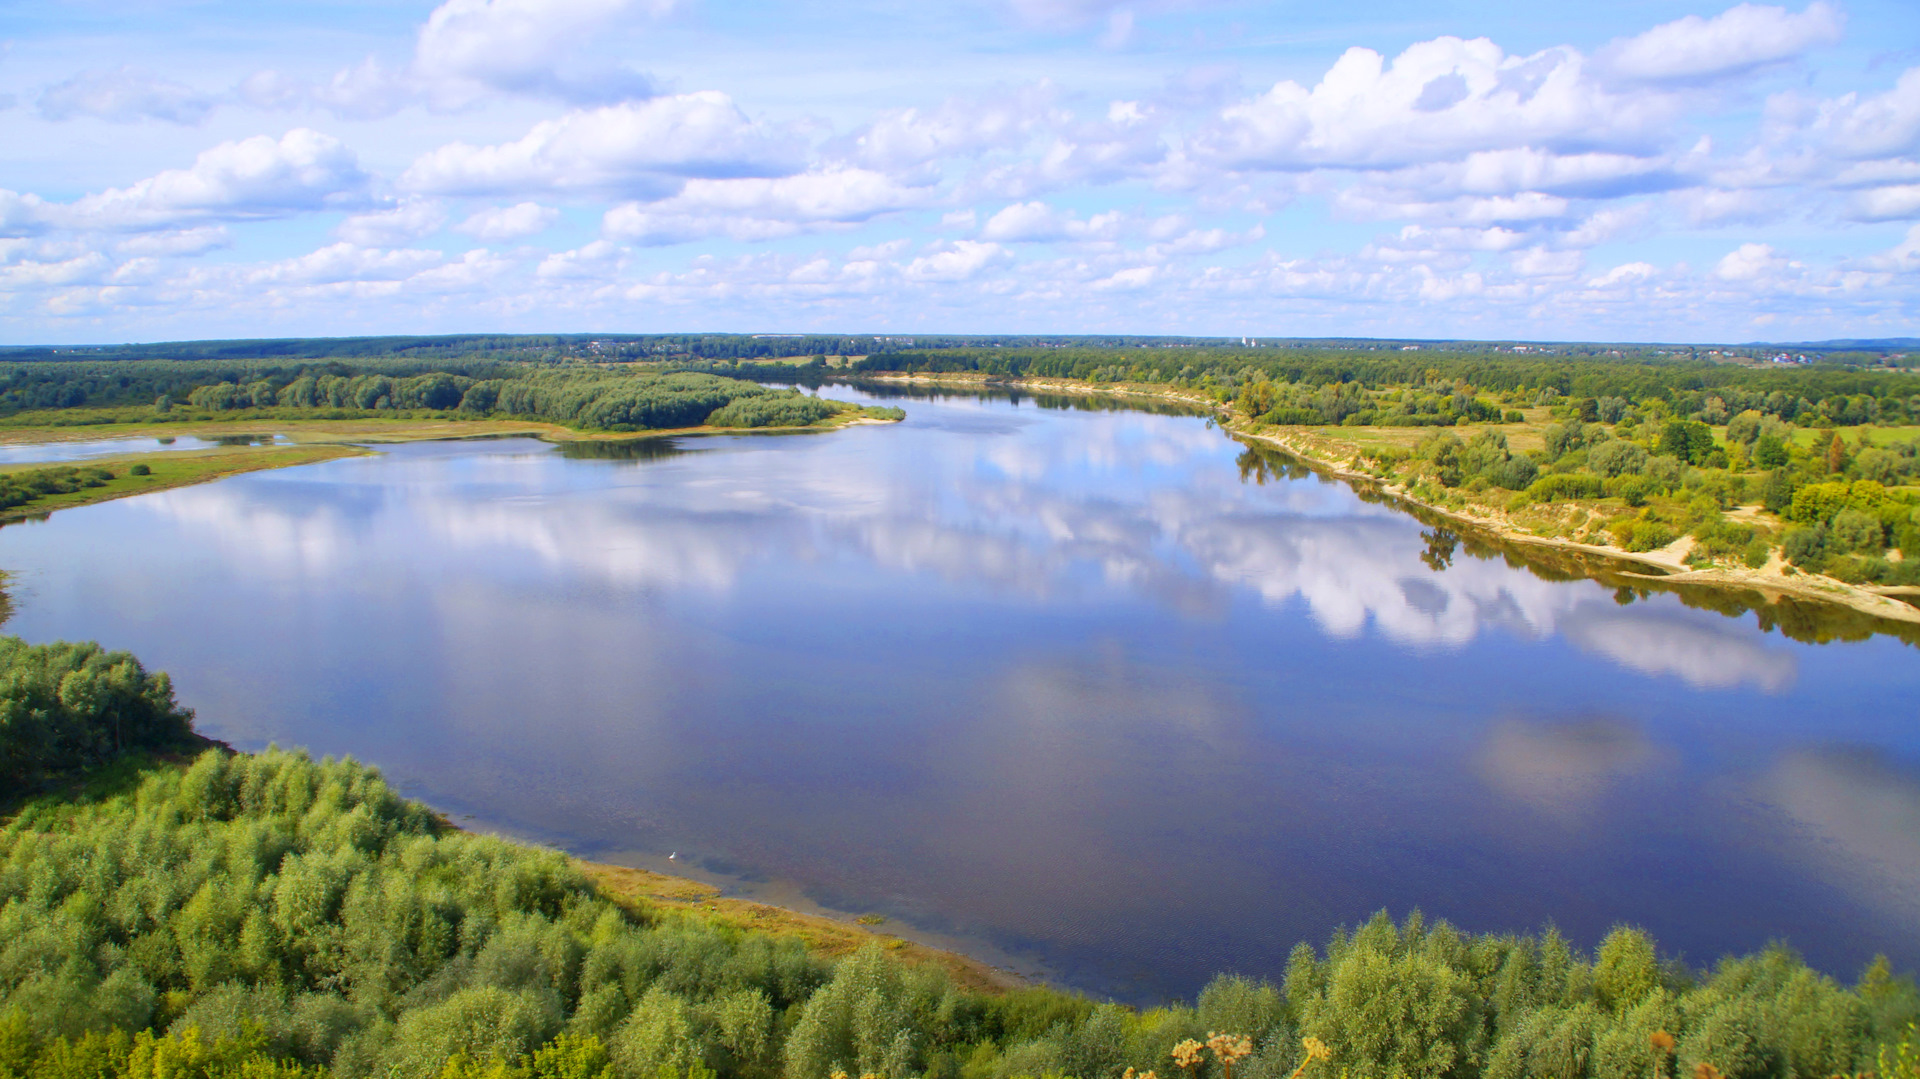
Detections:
2,385,1916,1002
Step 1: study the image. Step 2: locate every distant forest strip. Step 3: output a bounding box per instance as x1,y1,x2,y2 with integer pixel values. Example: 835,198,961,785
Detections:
5,333,1916,367
822,348,1920,414
3,636,1918,1079
0,362,893,433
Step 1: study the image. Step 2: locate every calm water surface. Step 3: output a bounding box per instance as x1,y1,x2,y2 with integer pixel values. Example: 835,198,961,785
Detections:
2,388,1917,1001
0,433,285,464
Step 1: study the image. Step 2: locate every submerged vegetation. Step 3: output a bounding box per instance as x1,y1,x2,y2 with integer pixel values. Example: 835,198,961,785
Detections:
2,636,1917,1079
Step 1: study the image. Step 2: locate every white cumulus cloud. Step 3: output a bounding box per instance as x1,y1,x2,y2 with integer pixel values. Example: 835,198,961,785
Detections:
601,168,926,244
414,0,665,105
979,201,1124,242
57,129,371,232
335,199,448,246
456,202,561,240
1192,37,1674,172
401,94,804,198
1601,2,1843,84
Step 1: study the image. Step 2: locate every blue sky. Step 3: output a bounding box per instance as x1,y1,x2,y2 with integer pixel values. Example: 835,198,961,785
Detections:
3,0,1919,344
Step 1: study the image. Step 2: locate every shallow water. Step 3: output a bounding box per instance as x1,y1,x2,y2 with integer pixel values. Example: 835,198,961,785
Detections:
0,432,284,465
1,388,1916,1002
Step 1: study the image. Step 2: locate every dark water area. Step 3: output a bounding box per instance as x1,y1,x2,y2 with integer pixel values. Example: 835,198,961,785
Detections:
1,387,1917,1003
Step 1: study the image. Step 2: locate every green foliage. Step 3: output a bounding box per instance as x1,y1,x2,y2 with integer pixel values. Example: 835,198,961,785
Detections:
1527,473,1607,502
1659,421,1716,466
703,391,846,429
0,635,196,794
0,464,115,511
4,733,1915,1079
0,361,875,435
0,746,832,1077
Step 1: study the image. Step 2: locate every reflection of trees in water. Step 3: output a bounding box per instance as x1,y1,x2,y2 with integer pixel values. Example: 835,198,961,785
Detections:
1235,443,1311,485
557,438,693,462
802,377,1214,418
1420,529,1457,572
1233,435,1920,649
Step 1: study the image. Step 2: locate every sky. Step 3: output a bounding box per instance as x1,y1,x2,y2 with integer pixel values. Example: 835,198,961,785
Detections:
2,0,1919,345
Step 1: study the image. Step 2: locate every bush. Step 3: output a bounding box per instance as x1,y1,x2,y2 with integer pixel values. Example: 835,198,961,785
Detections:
704,391,843,428
1606,474,1659,507
1832,508,1886,553
1526,473,1606,502
1588,440,1649,478
1783,524,1829,567
129,463,151,476
0,465,114,511
1612,518,1679,552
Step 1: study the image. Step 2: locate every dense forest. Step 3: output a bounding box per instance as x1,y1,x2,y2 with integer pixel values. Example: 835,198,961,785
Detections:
1,636,1916,1079
0,362,890,433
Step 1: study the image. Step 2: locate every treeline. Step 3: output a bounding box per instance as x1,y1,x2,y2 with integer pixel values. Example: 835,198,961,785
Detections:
0,359,520,415
0,362,875,433
0,637,197,794
844,349,1920,424
2,334,926,366
2,638,1918,1079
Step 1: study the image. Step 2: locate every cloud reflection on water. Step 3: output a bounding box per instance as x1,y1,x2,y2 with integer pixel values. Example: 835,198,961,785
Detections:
133,419,1801,693
1763,747,1920,922
1479,717,1672,824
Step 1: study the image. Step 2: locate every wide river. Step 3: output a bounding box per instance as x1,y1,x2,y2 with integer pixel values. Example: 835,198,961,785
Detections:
2,386,1917,1001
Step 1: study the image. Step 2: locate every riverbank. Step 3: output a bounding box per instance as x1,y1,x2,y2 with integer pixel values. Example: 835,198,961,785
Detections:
0,408,901,448
1240,423,1920,627
575,859,1031,994
853,372,1920,630
0,443,370,524
0,409,902,523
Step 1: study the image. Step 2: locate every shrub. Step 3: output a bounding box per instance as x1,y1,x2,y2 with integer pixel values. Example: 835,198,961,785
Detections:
1783,524,1829,567
1526,473,1606,502
130,463,151,476
705,392,842,429
1831,509,1886,553
1588,440,1649,478
1612,518,1679,552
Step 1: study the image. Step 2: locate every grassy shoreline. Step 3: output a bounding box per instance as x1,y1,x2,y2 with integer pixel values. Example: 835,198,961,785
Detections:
856,372,1920,630
0,409,901,523
0,443,372,524
574,859,1031,995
